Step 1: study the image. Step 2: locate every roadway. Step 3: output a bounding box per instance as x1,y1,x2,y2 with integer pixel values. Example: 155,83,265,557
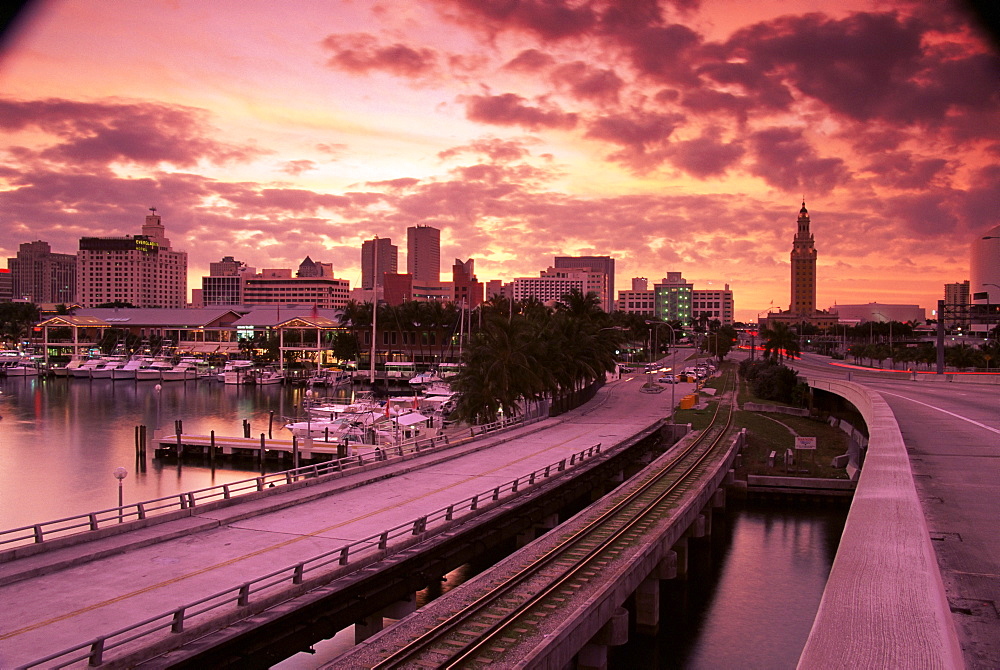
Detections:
0,351,693,668
791,353,1000,669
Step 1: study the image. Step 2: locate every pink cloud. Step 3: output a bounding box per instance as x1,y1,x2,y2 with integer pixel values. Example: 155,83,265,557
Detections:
667,127,745,178
748,127,849,193
0,98,264,168
550,61,624,104
322,33,438,78
463,93,578,130
585,109,685,170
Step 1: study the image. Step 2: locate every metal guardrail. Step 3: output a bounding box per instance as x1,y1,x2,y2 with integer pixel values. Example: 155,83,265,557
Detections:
0,413,547,554
17,442,603,669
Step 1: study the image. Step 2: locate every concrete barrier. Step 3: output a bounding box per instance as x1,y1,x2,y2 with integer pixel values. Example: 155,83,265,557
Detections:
799,378,963,669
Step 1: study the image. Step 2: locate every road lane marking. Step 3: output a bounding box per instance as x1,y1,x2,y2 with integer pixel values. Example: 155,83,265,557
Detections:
876,390,1000,436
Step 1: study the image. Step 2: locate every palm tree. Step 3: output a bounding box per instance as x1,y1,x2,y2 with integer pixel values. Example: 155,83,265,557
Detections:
452,315,549,423
760,322,800,362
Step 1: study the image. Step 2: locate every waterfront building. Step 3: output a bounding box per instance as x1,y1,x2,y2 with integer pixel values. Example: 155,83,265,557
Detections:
243,269,351,309
509,267,605,306
790,201,817,317
485,279,506,300
452,259,483,308
654,272,693,324
828,303,926,324
407,225,440,283
7,240,77,304
554,255,615,312
692,285,735,326
972,225,1000,302
0,268,12,302
361,237,398,289
616,278,655,316
384,273,413,305
943,280,970,330
76,209,188,308
763,203,837,331
202,256,255,306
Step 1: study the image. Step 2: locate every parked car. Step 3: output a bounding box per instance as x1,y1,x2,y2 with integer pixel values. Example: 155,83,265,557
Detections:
656,375,679,384
619,366,635,373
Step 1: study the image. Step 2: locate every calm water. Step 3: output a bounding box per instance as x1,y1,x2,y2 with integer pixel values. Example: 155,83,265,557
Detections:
0,375,351,529
614,501,847,669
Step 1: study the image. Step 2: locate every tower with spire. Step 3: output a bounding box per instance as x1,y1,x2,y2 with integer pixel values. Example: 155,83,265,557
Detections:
790,201,817,317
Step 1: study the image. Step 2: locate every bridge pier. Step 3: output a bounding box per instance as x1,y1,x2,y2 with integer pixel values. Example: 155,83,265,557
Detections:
673,537,688,577
635,576,660,635
577,607,629,670
687,514,706,539
354,596,417,643
712,487,725,508
517,513,560,548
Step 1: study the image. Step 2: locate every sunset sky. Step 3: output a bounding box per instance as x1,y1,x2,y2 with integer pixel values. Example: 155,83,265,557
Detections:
1,0,997,321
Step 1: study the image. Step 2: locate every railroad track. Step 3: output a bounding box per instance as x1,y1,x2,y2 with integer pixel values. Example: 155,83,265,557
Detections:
368,371,736,668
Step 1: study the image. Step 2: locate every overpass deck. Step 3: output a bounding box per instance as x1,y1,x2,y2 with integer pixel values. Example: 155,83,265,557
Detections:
0,369,685,668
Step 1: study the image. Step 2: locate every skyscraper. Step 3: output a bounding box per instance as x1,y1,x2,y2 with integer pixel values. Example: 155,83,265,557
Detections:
77,209,187,308
361,237,398,289
554,256,615,312
407,225,440,283
790,202,817,317
7,240,77,304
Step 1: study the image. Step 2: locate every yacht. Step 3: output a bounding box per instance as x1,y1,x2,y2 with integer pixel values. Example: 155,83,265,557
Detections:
244,366,284,385
111,358,145,380
135,359,173,381
69,358,110,379
161,359,199,382
219,360,254,384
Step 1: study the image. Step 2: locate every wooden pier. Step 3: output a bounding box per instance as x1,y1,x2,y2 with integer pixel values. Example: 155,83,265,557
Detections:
154,433,363,464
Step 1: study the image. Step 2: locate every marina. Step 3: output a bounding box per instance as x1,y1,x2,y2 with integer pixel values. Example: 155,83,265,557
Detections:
0,372,447,530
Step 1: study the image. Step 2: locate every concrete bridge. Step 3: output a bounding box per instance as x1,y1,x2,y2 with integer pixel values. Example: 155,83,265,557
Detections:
0,354,995,668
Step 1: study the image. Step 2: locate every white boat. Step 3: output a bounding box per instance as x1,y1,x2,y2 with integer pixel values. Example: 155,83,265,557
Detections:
111,358,145,380
161,360,199,382
3,359,39,376
90,359,125,379
244,366,284,385
135,359,173,381
408,372,442,387
69,358,110,379
308,368,352,387
219,360,254,384
51,359,85,377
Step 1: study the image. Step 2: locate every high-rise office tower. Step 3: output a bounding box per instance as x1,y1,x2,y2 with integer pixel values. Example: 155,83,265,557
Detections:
361,237,398,289
7,240,77,304
554,256,615,312
790,202,817,317
407,225,440,283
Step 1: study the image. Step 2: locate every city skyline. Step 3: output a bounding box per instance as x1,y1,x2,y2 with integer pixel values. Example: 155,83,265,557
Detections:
1,1,997,321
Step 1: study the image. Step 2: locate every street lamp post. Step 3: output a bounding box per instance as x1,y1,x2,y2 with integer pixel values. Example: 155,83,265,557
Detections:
646,321,677,426
113,466,128,523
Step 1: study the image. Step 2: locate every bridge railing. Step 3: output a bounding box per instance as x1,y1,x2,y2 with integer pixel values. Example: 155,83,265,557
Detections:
0,412,549,555
19,443,604,669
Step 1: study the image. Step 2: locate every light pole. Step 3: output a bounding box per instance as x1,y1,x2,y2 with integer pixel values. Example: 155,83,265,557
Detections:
874,311,893,368
646,321,677,426
113,466,128,523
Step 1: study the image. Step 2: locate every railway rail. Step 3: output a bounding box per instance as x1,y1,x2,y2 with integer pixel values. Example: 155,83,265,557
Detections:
366,371,736,669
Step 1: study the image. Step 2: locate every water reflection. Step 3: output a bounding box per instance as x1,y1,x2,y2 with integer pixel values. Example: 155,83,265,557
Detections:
613,501,847,669
0,375,352,529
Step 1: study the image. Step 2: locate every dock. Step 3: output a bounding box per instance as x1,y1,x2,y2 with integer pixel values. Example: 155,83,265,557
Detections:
155,433,353,464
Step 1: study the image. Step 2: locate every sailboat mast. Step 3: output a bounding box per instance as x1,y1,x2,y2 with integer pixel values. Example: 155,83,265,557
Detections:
370,235,378,385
